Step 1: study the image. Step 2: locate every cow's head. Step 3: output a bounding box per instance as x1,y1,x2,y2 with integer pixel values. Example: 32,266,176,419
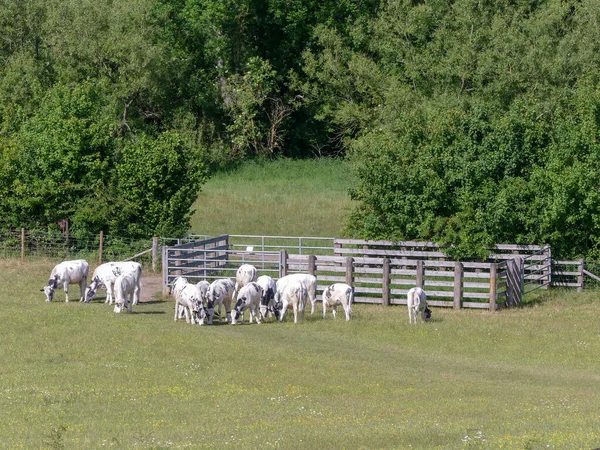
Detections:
41,285,55,302
422,306,432,322
85,277,101,303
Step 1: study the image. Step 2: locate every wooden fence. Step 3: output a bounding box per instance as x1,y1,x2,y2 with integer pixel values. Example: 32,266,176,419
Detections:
162,236,524,310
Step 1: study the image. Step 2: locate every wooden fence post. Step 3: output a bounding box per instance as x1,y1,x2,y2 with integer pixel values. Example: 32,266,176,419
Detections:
21,228,25,262
98,230,104,266
162,245,169,297
489,263,498,311
345,257,354,286
416,260,424,288
279,249,288,278
382,257,390,306
152,236,159,273
308,255,316,276
578,259,584,292
65,220,69,257
453,262,463,310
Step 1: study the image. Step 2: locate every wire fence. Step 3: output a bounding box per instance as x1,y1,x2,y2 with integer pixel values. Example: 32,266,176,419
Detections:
0,228,163,269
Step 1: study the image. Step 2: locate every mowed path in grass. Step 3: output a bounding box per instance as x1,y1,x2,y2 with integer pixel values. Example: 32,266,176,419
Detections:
1,259,600,448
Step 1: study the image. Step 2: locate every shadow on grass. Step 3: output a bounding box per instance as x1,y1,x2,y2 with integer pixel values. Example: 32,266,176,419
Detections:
131,310,166,315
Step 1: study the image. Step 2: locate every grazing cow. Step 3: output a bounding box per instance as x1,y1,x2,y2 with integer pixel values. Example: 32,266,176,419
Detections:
113,270,141,314
41,260,89,302
207,278,235,323
256,275,276,321
407,287,431,324
231,282,263,325
274,273,317,314
322,283,353,321
273,279,308,324
85,261,142,304
233,264,257,300
173,277,205,325
193,280,214,323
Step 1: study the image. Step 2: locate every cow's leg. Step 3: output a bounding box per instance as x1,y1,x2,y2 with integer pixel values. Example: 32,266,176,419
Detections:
174,302,179,321
63,282,69,302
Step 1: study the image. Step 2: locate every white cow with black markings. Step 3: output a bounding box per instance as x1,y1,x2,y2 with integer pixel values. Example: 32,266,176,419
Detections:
322,283,353,321
233,264,257,300
113,270,141,314
273,279,308,324
407,287,431,324
41,259,89,302
231,282,262,325
273,273,317,314
207,278,235,323
85,261,142,305
256,275,276,321
172,277,205,325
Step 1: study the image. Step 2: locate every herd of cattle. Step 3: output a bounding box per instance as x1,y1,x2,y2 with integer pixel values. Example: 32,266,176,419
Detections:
40,259,432,325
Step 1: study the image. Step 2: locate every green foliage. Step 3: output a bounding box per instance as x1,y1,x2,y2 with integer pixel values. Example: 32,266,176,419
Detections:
113,131,206,238
303,0,600,259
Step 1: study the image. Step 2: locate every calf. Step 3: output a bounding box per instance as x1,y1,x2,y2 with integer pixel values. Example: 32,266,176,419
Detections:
256,275,276,321
273,279,308,324
207,278,235,323
231,282,263,325
233,264,257,300
85,261,142,305
41,259,89,302
113,270,141,314
407,287,431,324
274,273,317,314
173,277,205,325
322,283,353,321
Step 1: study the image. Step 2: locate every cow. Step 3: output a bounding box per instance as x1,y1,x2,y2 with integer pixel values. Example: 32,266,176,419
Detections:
172,277,205,325
407,287,431,324
233,264,257,300
256,275,276,321
41,260,89,302
85,261,142,304
273,273,317,314
273,279,308,324
206,278,235,323
231,282,263,325
113,270,141,314
322,283,353,321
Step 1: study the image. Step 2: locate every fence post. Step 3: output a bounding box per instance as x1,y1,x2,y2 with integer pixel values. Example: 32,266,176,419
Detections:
578,259,584,292
279,249,288,278
416,260,424,288
543,244,551,289
98,230,104,266
345,257,354,286
152,236,159,273
453,262,463,310
65,220,69,257
382,257,390,306
162,245,169,297
20,228,25,262
489,263,498,311
308,255,316,276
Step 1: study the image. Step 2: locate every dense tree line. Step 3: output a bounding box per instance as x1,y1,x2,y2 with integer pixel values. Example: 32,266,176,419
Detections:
1,0,599,258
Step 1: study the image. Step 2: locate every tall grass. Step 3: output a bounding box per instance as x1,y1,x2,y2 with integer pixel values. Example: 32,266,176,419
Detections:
1,259,600,448
190,158,357,237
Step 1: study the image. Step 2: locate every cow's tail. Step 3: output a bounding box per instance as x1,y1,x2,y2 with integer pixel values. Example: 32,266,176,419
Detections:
347,287,353,315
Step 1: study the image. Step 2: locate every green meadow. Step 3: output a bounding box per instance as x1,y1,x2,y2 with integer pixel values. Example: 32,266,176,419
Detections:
190,158,357,237
1,159,600,449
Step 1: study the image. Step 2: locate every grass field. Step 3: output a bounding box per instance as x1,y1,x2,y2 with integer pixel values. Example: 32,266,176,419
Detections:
189,158,357,237
1,258,600,449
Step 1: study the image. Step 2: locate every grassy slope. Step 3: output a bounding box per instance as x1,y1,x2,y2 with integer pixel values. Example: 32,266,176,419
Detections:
1,259,599,449
189,158,357,237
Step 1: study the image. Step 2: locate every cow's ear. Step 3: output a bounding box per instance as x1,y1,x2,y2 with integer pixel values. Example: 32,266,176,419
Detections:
40,288,44,292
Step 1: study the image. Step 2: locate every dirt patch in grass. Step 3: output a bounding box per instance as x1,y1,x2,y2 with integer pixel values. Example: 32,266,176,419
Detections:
140,275,164,302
